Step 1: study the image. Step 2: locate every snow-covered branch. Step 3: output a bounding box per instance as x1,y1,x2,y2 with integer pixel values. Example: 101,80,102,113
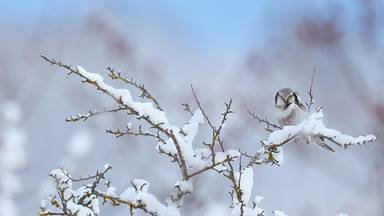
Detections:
40,165,180,216
41,56,241,211
255,108,376,165
41,56,375,216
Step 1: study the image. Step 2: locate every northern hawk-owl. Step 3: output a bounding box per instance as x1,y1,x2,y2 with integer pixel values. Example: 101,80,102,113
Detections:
274,87,334,152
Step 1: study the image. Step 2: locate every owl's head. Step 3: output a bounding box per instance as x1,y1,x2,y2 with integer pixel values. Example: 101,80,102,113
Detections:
275,88,300,109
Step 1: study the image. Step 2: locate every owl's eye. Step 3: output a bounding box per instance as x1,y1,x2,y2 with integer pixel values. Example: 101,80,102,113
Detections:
276,95,285,106
287,95,296,103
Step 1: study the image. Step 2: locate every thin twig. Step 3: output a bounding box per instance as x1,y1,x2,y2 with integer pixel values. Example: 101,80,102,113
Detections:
246,109,282,131
306,67,316,114
65,106,129,122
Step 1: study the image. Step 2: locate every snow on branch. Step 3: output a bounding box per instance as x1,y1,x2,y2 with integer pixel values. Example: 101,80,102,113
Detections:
40,165,180,216
41,56,241,209
41,56,375,216
255,108,376,165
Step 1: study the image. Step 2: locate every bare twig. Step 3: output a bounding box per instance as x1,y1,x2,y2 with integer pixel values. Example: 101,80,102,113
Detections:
191,85,216,131
181,103,193,116
246,109,282,131
65,106,129,122
106,125,166,144
306,67,316,114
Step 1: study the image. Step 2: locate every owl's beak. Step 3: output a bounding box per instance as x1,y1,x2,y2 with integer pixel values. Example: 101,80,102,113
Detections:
284,101,292,109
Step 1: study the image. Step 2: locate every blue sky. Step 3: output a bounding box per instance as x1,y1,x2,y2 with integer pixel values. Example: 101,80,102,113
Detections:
1,0,264,53
1,0,379,55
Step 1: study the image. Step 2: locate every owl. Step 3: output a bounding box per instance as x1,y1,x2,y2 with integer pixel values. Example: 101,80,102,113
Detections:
274,88,334,152
275,88,306,126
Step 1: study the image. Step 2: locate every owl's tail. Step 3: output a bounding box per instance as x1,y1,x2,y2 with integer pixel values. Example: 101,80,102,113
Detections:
313,136,335,152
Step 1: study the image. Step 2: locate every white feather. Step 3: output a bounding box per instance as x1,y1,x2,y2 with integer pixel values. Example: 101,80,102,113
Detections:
275,103,306,126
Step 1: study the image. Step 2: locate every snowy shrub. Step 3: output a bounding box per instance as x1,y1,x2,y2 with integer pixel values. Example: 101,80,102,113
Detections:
39,56,376,216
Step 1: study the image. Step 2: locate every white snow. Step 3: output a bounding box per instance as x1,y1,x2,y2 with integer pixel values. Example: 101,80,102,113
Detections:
47,169,101,216
230,168,268,216
77,66,223,177
120,187,137,202
253,196,264,205
106,186,117,196
50,169,72,189
174,180,193,193
239,168,254,203
119,179,180,216
70,66,369,216
78,66,170,126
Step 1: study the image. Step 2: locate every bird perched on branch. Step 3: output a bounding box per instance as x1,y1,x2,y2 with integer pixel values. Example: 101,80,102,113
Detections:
275,87,335,152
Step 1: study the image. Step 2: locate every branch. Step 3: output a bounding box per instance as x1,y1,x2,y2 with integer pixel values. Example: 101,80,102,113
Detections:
106,66,163,111
306,68,316,114
259,109,376,164
41,55,190,180
42,56,245,211
246,109,282,132
106,125,166,144
65,106,129,122
40,166,180,216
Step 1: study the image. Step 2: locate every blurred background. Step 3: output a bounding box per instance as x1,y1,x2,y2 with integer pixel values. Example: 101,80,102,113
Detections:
0,0,383,215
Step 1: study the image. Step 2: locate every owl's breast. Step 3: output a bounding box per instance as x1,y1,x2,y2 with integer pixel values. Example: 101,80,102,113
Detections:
276,105,305,126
